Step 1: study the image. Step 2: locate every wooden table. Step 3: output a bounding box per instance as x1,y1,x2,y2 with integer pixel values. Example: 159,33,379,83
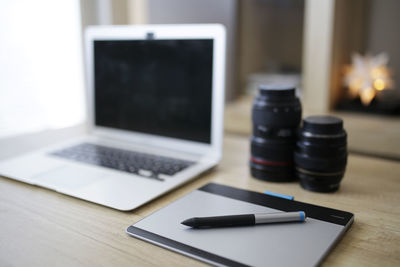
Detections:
0,133,399,266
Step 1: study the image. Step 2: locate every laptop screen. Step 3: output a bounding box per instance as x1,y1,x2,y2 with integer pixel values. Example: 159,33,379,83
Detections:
93,39,213,144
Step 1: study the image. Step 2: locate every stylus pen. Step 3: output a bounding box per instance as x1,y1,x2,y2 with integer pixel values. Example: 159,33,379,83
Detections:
181,211,306,228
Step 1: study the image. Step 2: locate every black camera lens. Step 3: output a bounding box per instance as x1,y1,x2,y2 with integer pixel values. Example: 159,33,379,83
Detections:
294,116,347,192
250,84,302,182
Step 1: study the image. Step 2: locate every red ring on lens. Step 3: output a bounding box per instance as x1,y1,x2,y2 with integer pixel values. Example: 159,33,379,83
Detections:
251,157,292,166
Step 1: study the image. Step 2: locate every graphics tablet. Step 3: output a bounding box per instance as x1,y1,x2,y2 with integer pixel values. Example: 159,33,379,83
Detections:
126,183,354,267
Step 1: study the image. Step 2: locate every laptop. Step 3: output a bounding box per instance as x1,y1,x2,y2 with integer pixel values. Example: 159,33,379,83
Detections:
0,24,226,211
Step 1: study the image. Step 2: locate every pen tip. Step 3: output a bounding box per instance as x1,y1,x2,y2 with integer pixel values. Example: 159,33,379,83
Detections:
181,218,195,227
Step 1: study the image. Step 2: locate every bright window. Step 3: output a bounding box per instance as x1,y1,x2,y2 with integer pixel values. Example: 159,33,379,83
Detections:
0,0,85,138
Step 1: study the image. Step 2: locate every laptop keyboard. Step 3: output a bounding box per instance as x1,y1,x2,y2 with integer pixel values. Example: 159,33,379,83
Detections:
50,143,194,181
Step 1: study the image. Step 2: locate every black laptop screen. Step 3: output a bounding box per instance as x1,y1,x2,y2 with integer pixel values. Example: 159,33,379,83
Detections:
93,39,213,144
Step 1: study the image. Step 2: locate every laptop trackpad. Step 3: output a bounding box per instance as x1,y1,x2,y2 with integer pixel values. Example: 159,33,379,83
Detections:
33,165,107,191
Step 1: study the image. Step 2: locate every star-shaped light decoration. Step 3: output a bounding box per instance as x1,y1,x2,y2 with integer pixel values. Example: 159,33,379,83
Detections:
343,53,394,106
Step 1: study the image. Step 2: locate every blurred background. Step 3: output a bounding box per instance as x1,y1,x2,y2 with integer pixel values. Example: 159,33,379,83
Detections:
1,0,399,160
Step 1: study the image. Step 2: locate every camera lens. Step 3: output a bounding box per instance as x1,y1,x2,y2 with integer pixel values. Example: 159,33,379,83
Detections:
250,84,302,182
294,116,347,192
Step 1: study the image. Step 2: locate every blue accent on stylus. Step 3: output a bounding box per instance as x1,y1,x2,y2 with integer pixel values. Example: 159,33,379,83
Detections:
299,211,305,221
264,190,294,200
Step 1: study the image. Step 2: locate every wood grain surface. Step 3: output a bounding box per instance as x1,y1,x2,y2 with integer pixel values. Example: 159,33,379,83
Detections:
1,134,399,266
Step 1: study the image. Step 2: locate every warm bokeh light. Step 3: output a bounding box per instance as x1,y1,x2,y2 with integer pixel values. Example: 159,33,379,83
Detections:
349,78,363,97
360,87,375,106
370,67,385,79
344,53,393,106
374,78,385,91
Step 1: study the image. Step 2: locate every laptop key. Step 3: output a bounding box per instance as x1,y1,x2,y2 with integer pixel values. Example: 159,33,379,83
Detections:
127,165,137,173
138,169,152,177
158,173,173,180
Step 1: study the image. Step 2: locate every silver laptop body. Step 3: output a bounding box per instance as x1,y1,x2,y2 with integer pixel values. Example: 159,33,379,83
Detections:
0,24,226,210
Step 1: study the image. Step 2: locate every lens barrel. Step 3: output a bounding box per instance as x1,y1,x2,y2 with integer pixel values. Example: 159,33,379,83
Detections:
250,84,302,182
294,116,347,192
